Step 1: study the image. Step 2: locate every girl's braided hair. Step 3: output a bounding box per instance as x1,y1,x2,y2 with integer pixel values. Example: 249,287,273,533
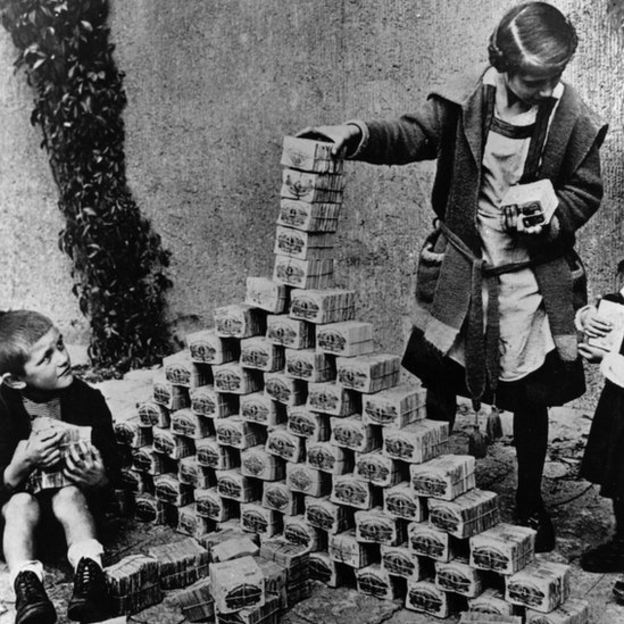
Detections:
488,2,578,75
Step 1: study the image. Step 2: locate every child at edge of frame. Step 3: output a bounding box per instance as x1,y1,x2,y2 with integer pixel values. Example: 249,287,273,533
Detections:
0,309,121,624
576,260,624,605
296,1,607,555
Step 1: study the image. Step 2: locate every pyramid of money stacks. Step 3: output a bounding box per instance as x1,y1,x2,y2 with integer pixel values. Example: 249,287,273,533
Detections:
110,136,590,624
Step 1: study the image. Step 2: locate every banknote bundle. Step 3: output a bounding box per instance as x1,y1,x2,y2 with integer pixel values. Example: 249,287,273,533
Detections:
241,446,285,481
328,530,376,569
286,463,332,497
213,363,263,394
196,437,238,470
435,558,484,598
114,416,152,449
171,408,212,439
405,579,455,618
214,304,265,339
263,371,307,406
177,502,213,540
505,560,571,613
284,348,335,382
274,226,335,261
380,543,424,580
304,495,352,534
289,288,356,324
383,482,427,522
240,392,286,427
525,598,590,624
186,329,239,365
104,554,162,615
178,456,212,489
308,551,342,587
336,353,401,393
210,556,265,614
356,564,401,601
241,503,283,538
330,473,375,510
408,522,455,563
280,135,344,175
273,256,334,290
306,441,351,475
410,454,476,501
175,577,214,623
277,199,341,233
132,446,169,476
137,400,170,428
154,473,194,507
306,381,358,416
152,426,195,460
362,382,427,428
469,523,536,575
217,594,282,624
280,168,344,204
245,277,289,314
134,493,165,524
354,450,403,488
195,487,234,523
283,515,322,551
216,469,262,503
316,320,374,357
147,538,210,590
215,417,267,450
330,415,381,453
355,507,405,546
382,420,449,464
163,350,211,389
240,336,285,372
287,407,330,441
266,315,315,349
428,489,500,538
152,373,190,411
265,425,305,463
467,587,515,616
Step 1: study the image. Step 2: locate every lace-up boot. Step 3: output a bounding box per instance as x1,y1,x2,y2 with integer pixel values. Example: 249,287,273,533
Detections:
14,570,56,624
67,557,111,623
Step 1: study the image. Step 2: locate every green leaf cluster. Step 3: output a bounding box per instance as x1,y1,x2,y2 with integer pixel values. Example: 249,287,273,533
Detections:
1,0,173,372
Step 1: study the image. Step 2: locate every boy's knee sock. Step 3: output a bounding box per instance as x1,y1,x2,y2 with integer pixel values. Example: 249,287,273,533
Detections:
513,406,549,511
67,538,104,570
9,560,44,587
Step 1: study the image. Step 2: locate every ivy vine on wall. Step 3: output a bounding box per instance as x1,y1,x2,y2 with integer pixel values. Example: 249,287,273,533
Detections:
0,0,172,371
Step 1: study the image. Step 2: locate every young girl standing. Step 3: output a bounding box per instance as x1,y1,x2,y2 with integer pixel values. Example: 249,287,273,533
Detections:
300,2,607,552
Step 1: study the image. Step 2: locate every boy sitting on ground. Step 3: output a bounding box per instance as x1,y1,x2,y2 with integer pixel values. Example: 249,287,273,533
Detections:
0,310,121,624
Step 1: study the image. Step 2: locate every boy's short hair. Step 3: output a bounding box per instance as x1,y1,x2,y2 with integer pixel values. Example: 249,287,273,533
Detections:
0,310,54,376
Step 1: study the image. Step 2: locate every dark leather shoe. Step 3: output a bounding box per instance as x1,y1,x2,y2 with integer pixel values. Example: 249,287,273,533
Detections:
14,571,57,624
67,557,111,623
517,508,556,553
581,537,624,573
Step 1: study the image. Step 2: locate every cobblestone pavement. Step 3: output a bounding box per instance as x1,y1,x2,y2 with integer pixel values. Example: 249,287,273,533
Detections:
1,366,623,623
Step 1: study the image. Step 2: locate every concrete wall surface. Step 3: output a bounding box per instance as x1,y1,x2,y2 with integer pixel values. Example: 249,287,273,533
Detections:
0,1,622,397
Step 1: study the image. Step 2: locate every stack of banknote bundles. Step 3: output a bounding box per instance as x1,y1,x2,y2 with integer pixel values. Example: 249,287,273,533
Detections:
210,556,265,614
505,560,571,613
175,578,214,623
428,489,500,539
434,558,484,598
361,383,427,428
147,538,209,589
241,503,283,538
405,579,457,618
336,353,400,393
287,406,330,441
240,392,286,427
356,564,402,601
525,598,589,624
469,523,537,575
316,321,374,357
177,503,214,540
283,515,323,551
380,543,424,581
410,454,476,501
355,508,406,546
104,554,162,615
163,350,211,389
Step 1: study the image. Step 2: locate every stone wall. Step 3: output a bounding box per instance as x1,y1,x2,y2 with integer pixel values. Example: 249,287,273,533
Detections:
0,1,622,403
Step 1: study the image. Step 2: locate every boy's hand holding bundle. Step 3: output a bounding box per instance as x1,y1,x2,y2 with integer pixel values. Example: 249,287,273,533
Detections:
63,440,107,488
500,179,558,236
26,426,64,470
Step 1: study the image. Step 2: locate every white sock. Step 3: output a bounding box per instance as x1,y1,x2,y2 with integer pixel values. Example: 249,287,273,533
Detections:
67,538,104,570
10,559,44,587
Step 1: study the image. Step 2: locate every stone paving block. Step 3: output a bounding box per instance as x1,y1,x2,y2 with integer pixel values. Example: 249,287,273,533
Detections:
287,582,402,624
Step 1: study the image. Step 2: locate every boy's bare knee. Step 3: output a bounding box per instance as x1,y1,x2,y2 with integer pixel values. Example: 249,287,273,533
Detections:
51,485,89,520
2,492,40,525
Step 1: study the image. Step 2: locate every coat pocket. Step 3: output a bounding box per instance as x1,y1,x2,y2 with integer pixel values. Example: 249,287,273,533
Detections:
415,225,447,304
